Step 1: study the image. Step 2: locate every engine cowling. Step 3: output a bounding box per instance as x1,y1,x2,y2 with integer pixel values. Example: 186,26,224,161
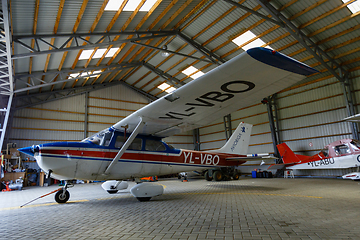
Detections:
101,180,128,194
130,182,164,201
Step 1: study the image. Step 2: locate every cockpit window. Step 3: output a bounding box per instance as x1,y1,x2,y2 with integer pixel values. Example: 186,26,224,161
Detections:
82,129,113,146
115,135,125,149
350,139,360,151
321,147,329,157
333,144,351,155
128,138,142,150
114,136,142,150
145,139,166,151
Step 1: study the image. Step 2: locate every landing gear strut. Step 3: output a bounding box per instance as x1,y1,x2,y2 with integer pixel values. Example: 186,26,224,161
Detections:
55,181,73,203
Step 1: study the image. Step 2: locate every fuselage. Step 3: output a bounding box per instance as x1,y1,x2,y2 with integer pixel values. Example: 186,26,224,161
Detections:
19,130,246,181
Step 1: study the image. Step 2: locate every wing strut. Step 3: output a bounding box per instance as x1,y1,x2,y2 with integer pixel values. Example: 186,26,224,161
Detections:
104,117,145,175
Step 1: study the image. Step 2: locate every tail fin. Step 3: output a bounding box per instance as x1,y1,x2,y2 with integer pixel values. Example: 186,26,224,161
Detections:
214,122,252,155
277,143,307,164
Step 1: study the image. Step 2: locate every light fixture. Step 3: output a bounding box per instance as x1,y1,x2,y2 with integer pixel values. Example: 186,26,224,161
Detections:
161,45,170,57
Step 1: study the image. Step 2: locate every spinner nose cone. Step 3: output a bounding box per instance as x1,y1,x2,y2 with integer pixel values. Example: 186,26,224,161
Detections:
18,145,39,157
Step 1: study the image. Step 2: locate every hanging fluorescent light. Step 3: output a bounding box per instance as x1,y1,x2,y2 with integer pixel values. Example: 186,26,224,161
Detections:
161,45,170,57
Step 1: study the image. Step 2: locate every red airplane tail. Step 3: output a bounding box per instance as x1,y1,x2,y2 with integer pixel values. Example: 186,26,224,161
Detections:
277,143,307,164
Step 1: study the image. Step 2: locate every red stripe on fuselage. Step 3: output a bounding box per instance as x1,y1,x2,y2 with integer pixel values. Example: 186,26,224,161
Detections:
40,148,246,167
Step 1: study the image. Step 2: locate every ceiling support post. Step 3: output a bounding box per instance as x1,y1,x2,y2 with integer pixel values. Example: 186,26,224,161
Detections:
340,74,358,140
262,95,280,159
84,92,89,139
223,114,232,141
193,128,200,151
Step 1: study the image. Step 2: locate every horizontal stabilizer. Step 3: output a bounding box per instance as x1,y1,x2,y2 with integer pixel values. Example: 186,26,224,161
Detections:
226,154,277,161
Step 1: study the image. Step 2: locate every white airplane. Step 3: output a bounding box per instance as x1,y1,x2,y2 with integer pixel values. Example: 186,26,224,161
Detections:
269,139,360,171
18,47,317,203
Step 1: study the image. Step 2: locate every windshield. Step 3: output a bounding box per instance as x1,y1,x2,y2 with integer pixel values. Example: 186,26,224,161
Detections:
321,146,329,157
82,129,113,146
350,139,360,150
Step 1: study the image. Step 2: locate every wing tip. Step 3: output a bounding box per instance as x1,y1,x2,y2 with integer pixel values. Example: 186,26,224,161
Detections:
246,47,319,76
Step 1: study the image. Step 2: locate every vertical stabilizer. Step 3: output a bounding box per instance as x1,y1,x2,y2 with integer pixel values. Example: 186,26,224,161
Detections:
277,143,305,164
214,122,252,155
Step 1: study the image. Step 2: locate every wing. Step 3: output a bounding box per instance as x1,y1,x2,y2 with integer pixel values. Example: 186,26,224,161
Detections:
343,113,360,122
112,47,318,137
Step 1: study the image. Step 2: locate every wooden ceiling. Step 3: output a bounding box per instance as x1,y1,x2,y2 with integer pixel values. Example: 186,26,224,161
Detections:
6,0,360,108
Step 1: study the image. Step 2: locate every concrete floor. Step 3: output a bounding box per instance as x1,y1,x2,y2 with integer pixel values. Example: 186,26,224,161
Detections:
1,177,360,240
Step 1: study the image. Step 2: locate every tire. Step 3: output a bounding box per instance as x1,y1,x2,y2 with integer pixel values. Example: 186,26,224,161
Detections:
205,171,213,181
233,173,239,180
55,190,70,203
213,171,222,181
107,190,118,194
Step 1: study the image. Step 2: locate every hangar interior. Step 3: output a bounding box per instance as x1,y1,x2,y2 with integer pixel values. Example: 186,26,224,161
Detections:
1,0,360,179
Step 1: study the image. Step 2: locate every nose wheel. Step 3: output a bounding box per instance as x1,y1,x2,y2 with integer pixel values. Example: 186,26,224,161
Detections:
55,181,73,203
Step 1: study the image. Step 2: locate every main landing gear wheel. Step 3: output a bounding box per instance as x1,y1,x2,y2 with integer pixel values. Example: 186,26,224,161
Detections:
233,173,240,180
205,171,213,181
55,190,70,203
213,171,223,181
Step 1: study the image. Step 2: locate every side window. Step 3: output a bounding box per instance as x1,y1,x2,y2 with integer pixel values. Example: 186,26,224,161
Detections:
334,144,350,155
145,139,166,152
128,138,142,150
115,136,125,149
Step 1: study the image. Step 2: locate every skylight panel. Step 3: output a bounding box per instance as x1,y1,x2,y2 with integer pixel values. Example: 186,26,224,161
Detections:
105,0,125,11
69,72,88,79
342,0,360,13
182,66,198,76
158,83,170,91
79,50,94,60
93,49,107,59
191,71,204,79
242,38,267,51
232,31,256,46
182,66,204,79
166,87,176,93
157,83,176,93
124,0,142,11
140,0,157,11
105,48,119,58
92,70,102,77
232,30,272,51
